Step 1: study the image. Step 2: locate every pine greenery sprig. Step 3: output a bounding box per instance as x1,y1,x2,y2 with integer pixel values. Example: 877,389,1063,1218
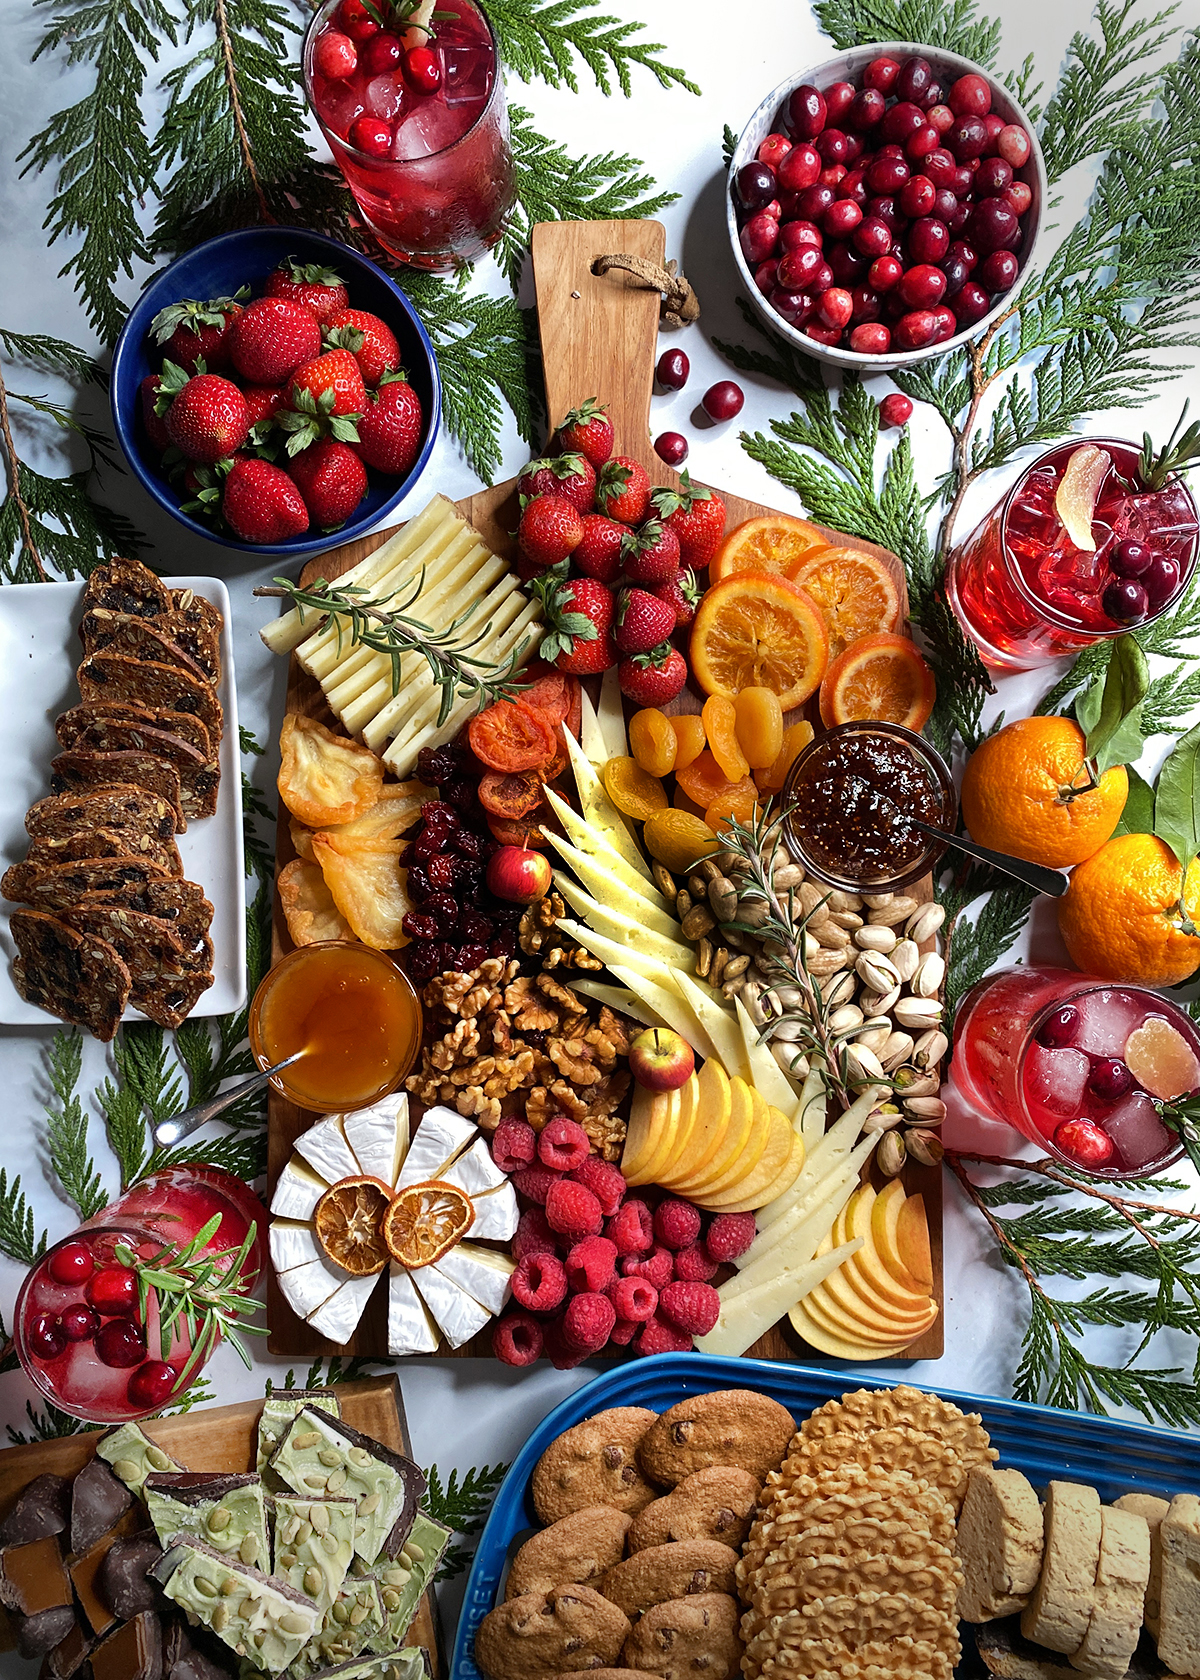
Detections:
424,1462,509,1579
814,0,1000,67
0,1173,46,1268
7,1398,89,1445
486,0,699,96
44,1032,106,1221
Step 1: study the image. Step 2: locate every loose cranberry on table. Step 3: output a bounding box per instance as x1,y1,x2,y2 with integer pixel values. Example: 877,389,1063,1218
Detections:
879,392,913,428
656,348,689,390
702,381,744,421
655,432,688,466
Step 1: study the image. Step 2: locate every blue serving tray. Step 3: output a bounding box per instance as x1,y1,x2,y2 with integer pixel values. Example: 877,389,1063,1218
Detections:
451,1352,1200,1680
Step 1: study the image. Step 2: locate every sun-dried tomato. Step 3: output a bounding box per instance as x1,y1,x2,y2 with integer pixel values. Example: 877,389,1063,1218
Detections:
468,699,555,773
478,768,545,819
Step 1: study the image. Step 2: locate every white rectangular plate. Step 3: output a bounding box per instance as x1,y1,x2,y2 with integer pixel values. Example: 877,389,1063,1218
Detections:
0,576,246,1025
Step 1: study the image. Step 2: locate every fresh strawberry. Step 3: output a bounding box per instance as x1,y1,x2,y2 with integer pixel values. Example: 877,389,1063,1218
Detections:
324,307,401,387
652,567,701,628
621,518,681,585
532,564,618,675
222,457,309,543
264,257,349,324
517,453,596,514
614,586,676,655
228,297,323,386
651,470,727,567
180,453,242,519
139,375,172,453
619,643,688,706
558,398,614,467
280,349,367,452
355,372,424,475
242,384,288,440
149,290,247,375
518,494,584,570
287,439,368,529
155,363,250,464
573,513,626,584
596,455,651,524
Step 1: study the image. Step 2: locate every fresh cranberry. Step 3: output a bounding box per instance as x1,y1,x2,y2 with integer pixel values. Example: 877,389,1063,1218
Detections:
360,30,402,73
950,114,989,160
1089,1059,1134,1101
820,163,847,188
942,252,972,298
897,175,934,218
1144,555,1181,610
979,249,1019,292
817,287,853,330
869,253,903,291
826,242,865,283
127,1361,180,1410
27,1315,67,1361
816,128,851,166
924,147,956,187
853,217,892,259
946,201,971,234
348,116,392,157
948,239,978,271
850,284,882,321
48,1239,95,1286
96,1319,148,1369
770,288,816,326
981,113,1006,154
949,164,975,196
952,281,992,326
740,213,780,266
998,124,1032,168
796,183,835,221
778,245,823,290
804,321,843,346
1112,539,1152,577
837,168,868,206
314,29,358,78
895,55,934,103
810,259,834,293
753,260,779,297
778,144,821,192
880,392,914,427
1004,182,1034,216
1037,1005,1080,1048
821,81,854,125
60,1304,100,1343
849,88,886,129
654,431,688,466
736,161,776,209
927,104,955,135
908,217,949,264
893,310,939,350
882,101,926,145
1053,1118,1114,1169
787,84,827,139
921,80,946,111
656,348,689,391
780,220,822,252
931,306,958,343
932,187,958,222
866,154,910,196
841,130,866,165
823,198,862,239
1102,578,1149,624
757,133,792,168
850,322,891,353
337,0,378,39
404,44,441,93
977,156,1013,196
863,56,900,92
867,195,903,231
906,124,939,161
971,198,1019,253
948,72,992,117
702,381,744,421
898,263,946,309
87,1266,139,1316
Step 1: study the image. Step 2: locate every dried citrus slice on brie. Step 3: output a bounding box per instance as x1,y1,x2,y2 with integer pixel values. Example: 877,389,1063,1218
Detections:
313,1174,393,1276
384,1181,474,1269
1054,444,1111,551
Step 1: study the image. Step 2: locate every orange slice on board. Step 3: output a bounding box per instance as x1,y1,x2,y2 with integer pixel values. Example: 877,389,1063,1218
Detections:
383,1180,474,1269
786,546,901,659
709,514,829,582
819,632,936,731
313,1176,393,1277
690,575,829,708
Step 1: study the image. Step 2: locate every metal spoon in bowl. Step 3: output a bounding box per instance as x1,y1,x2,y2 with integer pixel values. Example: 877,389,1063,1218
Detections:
853,779,1068,898
153,1050,307,1149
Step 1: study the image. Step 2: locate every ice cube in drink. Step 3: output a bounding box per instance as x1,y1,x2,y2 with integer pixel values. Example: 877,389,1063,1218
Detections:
1024,1046,1091,1121
1100,1090,1174,1171
441,42,493,105
1069,987,1151,1059
392,95,468,159
365,74,406,120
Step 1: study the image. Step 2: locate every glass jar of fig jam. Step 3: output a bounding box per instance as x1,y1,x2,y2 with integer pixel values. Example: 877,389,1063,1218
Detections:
781,721,957,893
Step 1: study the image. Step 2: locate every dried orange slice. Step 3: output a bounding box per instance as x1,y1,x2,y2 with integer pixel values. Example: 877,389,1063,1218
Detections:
690,575,829,707
1124,1017,1200,1100
1055,444,1111,551
709,514,829,582
786,546,901,659
313,1175,393,1277
602,757,668,822
819,632,936,731
383,1180,474,1269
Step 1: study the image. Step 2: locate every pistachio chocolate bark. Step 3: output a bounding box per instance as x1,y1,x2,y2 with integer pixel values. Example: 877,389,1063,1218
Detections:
270,1411,425,1567
272,1496,356,1611
285,1579,385,1678
152,1539,321,1674
97,1424,184,1497
364,1513,450,1653
244,1646,425,1680
143,1475,269,1573
257,1391,342,1476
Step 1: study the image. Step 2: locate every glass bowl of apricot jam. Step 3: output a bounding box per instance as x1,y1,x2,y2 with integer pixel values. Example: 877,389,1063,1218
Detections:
249,941,422,1113
781,720,957,894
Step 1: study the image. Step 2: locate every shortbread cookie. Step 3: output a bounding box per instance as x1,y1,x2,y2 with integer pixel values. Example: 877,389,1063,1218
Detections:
621,1593,741,1680
957,1465,1044,1622
1113,1491,1170,1637
506,1507,632,1601
1152,1492,1200,1679
475,1584,630,1680
599,1539,738,1619
1069,1503,1150,1679
1021,1482,1102,1654
626,1467,760,1553
532,1410,659,1523
636,1391,795,1487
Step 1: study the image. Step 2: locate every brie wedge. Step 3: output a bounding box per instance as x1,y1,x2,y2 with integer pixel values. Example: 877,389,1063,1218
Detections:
411,1266,492,1348
433,1242,514,1314
342,1095,410,1188
295,1114,361,1186
394,1106,476,1187
307,1273,379,1343
467,1181,518,1241
270,1220,321,1274
279,1253,347,1321
441,1137,506,1198
388,1264,440,1355
270,1157,328,1222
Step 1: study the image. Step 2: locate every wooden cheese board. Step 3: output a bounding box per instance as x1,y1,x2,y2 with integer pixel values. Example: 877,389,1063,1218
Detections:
0,1376,443,1672
265,218,943,1364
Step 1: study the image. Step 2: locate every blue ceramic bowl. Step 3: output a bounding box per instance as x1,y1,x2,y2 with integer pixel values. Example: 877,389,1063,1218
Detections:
110,227,441,557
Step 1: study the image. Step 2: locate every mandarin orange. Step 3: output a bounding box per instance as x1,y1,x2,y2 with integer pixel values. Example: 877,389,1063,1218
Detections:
961,716,1128,869
1057,833,1200,986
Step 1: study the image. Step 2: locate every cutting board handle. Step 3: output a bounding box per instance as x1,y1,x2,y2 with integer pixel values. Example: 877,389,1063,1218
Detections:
530,219,668,474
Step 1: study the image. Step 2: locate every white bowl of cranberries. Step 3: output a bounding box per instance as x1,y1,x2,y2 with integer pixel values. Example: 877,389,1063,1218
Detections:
727,43,1046,367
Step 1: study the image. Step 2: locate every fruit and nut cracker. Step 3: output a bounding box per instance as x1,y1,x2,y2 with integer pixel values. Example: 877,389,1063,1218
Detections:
270,1407,426,1565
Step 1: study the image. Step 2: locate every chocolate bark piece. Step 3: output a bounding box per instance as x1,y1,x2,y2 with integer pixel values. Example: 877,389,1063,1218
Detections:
257,1391,341,1476
170,1647,237,1680
0,1473,71,1545
97,1536,164,1621
57,704,214,767
0,1534,72,1616
272,1496,355,1612
152,1538,322,1674
367,1512,450,1652
71,1458,134,1557
271,1410,426,1567
60,907,210,1031
14,1606,79,1659
26,828,181,878
51,752,185,833
44,1619,94,1679
281,1649,425,1680
91,1610,164,1680
83,560,173,622
3,855,163,909
287,1578,385,1678
26,786,178,845
10,910,131,1041
79,611,211,686
143,1476,268,1574
97,1424,184,1497
77,655,224,745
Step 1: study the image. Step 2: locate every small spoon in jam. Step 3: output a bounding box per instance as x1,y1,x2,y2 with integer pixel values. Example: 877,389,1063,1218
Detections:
862,781,1068,897
153,1050,308,1148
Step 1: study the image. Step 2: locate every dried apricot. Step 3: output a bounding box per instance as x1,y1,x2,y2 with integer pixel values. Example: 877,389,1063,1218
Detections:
643,808,719,874
702,695,750,784
706,788,762,836
629,708,678,777
756,720,815,793
602,757,669,821
734,687,784,769
468,699,555,772
519,668,571,724
674,786,709,819
478,769,544,819
676,750,752,811
487,813,550,848
671,713,707,770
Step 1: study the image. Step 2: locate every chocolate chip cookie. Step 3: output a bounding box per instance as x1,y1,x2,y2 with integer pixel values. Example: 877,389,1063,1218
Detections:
599,1539,739,1620
621,1593,742,1680
533,1409,661,1523
626,1468,761,1554
507,1506,633,1600
476,1584,631,1680
637,1391,795,1488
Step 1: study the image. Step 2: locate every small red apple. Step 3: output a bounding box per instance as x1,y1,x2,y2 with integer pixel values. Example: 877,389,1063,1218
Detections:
629,1027,695,1092
485,845,552,904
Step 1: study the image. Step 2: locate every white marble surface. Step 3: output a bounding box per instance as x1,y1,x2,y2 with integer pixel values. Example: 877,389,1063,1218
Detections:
1,0,1200,1657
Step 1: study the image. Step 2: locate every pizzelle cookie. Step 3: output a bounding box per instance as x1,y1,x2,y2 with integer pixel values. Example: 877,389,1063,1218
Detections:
957,1465,1044,1621
598,1539,739,1619
752,1634,955,1680
507,1506,632,1600
742,1592,960,1673
475,1583,631,1680
740,1466,954,1587
635,1391,795,1487
626,1467,761,1553
801,1385,997,1473
620,1592,742,1680
749,1535,962,1617
784,1427,971,1515
531,1409,660,1523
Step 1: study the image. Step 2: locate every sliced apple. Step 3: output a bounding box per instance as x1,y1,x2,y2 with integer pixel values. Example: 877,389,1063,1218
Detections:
722,1127,808,1214
698,1105,801,1211
560,729,651,878
674,1076,761,1195
636,1086,685,1186
542,787,666,905
872,1179,931,1295
822,1224,939,1334
544,826,674,918
842,1186,933,1312
555,918,691,980
671,971,750,1081
621,1084,665,1184
757,1085,876,1232
667,1057,731,1186
551,863,681,943
734,995,803,1113
896,1193,935,1291
806,1281,938,1347
607,964,720,1063
654,1072,703,1185
695,1236,864,1358
789,1296,911,1362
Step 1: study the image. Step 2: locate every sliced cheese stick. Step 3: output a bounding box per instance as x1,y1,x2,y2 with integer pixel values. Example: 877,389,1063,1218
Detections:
695,1237,863,1357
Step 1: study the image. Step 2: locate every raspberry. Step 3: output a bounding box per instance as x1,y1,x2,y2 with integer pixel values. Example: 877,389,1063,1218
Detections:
606,1198,655,1256
563,1291,617,1352
653,1198,702,1251
512,1166,561,1205
569,1156,627,1217
511,1252,568,1313
512,1208,559,1263
673,1242,719,1283
545,1179,604,1242
492,1310,543,1366
609,1316,639,1346
705,1212,757,1264
635,1312,694,1356
622,1245,673,1289
538,1116,591,1172
660,1280,721,1336
544,1315,591,1369
564,1235,617,1295
492,1118,537,1173
609,1275,658,1322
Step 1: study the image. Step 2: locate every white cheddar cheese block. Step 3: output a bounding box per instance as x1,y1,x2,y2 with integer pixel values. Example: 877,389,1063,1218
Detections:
797,1067,832,1151
433,1243,514,1314
560,729,652,879
306,1272,378,1343
270,1220,321,1274
542,788,669,907
696,1237,864,1357
468,1181,519,1241
388,1264,440,1355
279,1253,347,1321
548,834,676,923
411,1265,492,1348
552,873,689,960
269,1158,328,1222
570,978,665,1028
737,1134,877,1273
671,971,749,1080
395,1107,477,1188
556,914,692,976
294,1115,360,1187
579,685,607,767
735,995,804,1111
606,964,718,1059
597,666,628,760
441,1137,506,1198
377,580,526,744
342,1095,410,1189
